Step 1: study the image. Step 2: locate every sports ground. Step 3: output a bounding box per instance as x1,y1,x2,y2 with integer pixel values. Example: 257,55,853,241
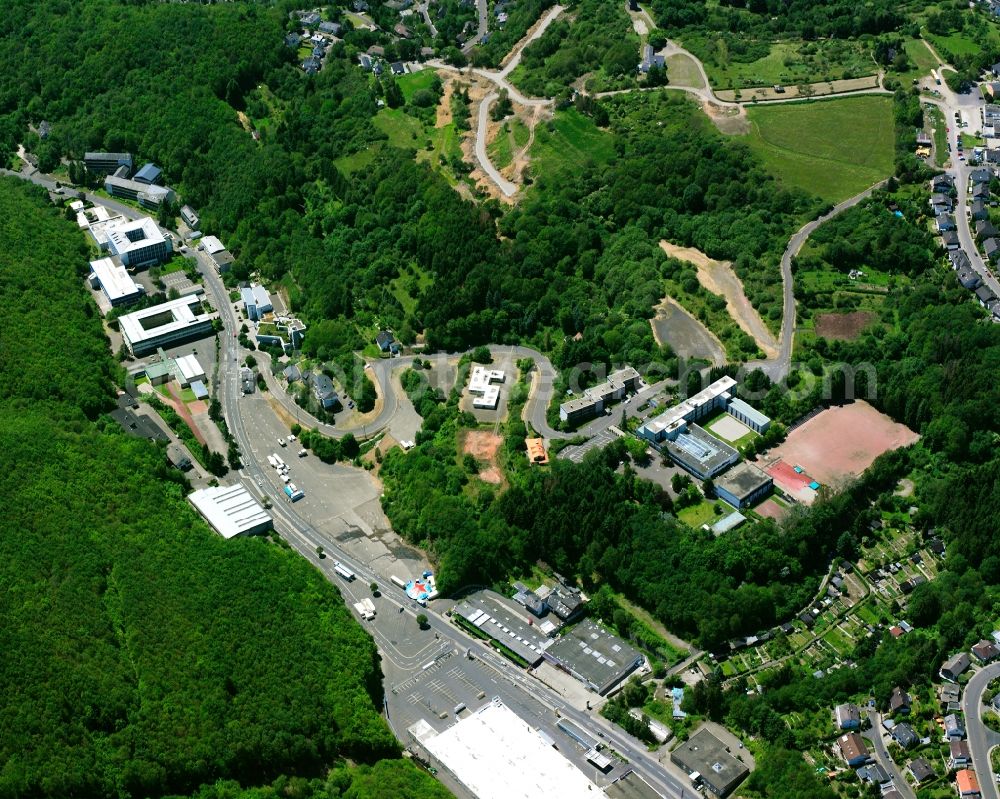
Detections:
760,401,919,503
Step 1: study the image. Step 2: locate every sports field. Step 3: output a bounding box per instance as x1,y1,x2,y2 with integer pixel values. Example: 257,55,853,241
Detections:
741,96,894,203
763,401,919,495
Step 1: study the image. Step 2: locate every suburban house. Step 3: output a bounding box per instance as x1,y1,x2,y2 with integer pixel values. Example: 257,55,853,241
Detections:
284,32,302,47
834,703,862,730
283,364,302,384
891,722,918,750
318,20,341,35
950,740,972,770
930,173,955,193
973,639,1000,663
856,763,890,787
837,732,869,767
984,237,1000,263
970,168,992,185
971,199,990,222
931,192,954,212
308,373,340,410
940,683,962,708
638,44,665,74
180,205,199,229
375,329,398,353
907,758,935,784
956,768,980,798
944,713,966,740
300,11,321,26
889,686,911,716
942,230,960,249
941,652,971,682
977,219,998,240
936,213,957,232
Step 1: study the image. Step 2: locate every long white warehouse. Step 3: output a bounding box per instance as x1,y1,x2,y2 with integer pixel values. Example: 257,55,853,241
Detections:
413,700,599,799
188,485,272,539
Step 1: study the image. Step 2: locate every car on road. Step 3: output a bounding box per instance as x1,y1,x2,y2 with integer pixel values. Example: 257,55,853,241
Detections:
278,438,286,447
287,434,296,442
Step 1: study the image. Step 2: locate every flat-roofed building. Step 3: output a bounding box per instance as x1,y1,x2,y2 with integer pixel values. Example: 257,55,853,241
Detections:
84,151,133,175
174,353,206,387
715,462,772,508
559,366,642,424
638,376,737,445
726,397,771,433
180,205,199,229
89,256,143,307
188,485,272,539
671,727,751,797
544,618,644,695
119,296,214,356
663,422,740,480
105,217,172,268
468,365,505,409
414,699,599,799
201,235,226,255
104,175,175,209
454,591,551,666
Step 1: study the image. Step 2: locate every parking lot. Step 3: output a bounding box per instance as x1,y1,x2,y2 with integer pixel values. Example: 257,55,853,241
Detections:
558,427,623,463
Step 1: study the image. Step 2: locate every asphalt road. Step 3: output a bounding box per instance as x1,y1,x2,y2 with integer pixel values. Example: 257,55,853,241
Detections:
963,663,1000,799
475,92,518,197
862,709,915,799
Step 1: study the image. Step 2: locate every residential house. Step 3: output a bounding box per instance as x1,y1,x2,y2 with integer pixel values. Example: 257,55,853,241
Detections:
970,168,992,185
976,284,999,310
973,639,1000,663
837,732,869,767
984,237,1000,263
991,691,1000,712
939,683,962,707
944,713,966,740
889,686,911,716
285,32,302,47
302,57,321,74
936,213,957,232
891,722,918,750
956,768,980,798
977,219,999,240
390,61,406,76
367,44,385,57
358,53,373,71
950,249,973,271
900,575,926,594
972,181,991,200
301,11,321,27
916,130,932,147
942,230,961,249
908,757,935,783
375,329,398,353
283,365,301,384
992,61,1000,77
308,373,341,410
638,44,665,74
959,267,984,289
318,20,342,36
931,192,954,212
834,703,862,730
941,652,972,682
856,762,890,786
393,23,412,38
971,199,990,222
950,740,972,769
931,173,956,193
985,103,1000,123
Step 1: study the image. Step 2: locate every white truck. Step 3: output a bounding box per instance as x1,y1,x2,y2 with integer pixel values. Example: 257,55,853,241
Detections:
333,561,356,581
353,598,376,620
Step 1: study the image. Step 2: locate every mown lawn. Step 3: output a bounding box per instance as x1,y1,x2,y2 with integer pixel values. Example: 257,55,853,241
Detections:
677,499,727,530
373,109,425,149
398,69,440,104
740,96,895,203
529,109,615,183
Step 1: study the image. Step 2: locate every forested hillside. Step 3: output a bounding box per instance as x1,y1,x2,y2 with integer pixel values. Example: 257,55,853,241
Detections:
0,176,444,799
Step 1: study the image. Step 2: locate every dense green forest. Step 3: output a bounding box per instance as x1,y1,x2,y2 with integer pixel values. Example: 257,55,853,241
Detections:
0,175,444,799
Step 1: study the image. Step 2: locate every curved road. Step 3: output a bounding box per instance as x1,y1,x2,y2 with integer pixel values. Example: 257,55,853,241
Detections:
862,709,916,799
964,663,1000,799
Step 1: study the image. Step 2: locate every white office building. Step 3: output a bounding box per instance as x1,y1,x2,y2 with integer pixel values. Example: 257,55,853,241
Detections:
188,485,272,539
468,365,505,409
119,295,214,356
89,256,143,307
105,217,172,268
180,205,199,228
240,284,273,321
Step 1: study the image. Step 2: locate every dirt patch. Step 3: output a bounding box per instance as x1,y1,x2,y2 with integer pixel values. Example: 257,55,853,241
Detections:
814,311,876,341
460,429,504,485
266,394,299,430
699,100,750,135
236,110,253,133
755,498,789,521
659,240,778,358
436,74,455,128
650,296,726,365
761,401,920,491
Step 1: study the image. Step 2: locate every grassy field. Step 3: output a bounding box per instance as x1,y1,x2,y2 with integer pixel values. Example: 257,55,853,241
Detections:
677,499,727,529
666,54,704,88
374,109,425,149
899,38,940,82
335,146,380,174
528,109,615,183
925,30,983,58
687,38,876,90
927,103,948,168
398,69,439,103
740,96,894,203
488,118,530,171
389,265,433,317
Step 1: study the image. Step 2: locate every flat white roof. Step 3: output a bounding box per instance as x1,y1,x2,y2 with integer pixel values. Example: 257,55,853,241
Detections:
87,213,128,246
420,700,598,799
188,485,272,539
90,257,142,302
106,217,168,256
473,386,500,408
174,353,205,383
201,235,225,254
640,375,737,437
469,365,505,393
119,296,211,346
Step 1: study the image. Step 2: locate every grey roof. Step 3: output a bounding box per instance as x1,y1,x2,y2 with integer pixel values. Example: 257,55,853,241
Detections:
942,651,971,678
908,758,935,782
454,591,550,666
670,728,750,797
664,423,739,479
950,250,972,270
545,619,643,695
715,461,772,501
892,722,917,748
283,365,302,383
971,168,992,184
